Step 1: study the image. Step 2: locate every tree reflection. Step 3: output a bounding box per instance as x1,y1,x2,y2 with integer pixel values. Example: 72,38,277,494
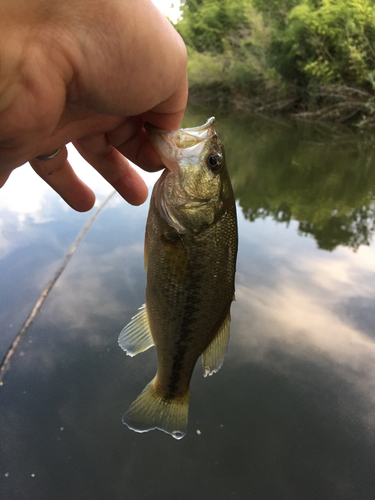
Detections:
298,205,375,251
183,106,375,251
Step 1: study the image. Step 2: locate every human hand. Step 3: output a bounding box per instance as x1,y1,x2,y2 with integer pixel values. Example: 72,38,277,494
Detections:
0,0,187,211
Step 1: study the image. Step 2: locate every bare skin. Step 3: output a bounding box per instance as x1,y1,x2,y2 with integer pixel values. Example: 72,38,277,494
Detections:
0,0,188,211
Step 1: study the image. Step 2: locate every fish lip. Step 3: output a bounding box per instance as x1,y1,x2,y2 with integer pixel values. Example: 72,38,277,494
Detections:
178,117,216,141
145,118,217,173
145,117,215,139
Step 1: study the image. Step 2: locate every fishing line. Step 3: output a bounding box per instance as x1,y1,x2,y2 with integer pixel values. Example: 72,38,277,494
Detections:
0,190,116,384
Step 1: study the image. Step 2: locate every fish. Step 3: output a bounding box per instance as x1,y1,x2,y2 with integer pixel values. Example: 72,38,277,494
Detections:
118,117,238,439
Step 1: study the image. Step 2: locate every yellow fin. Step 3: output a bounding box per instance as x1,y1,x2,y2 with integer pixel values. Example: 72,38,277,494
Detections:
122,377,190,440
202,311,231,377
118,304,154,356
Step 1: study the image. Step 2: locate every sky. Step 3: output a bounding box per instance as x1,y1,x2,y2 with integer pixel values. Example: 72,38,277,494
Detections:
151,0,181,22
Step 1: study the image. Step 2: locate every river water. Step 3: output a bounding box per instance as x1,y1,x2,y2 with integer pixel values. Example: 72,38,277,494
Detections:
0,107,374,499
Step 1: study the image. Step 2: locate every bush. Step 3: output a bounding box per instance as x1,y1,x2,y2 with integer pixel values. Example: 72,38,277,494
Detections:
285,0,375,87
175,0,375,122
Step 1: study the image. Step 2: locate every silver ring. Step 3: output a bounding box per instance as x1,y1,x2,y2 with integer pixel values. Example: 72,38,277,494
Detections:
34,147,62,161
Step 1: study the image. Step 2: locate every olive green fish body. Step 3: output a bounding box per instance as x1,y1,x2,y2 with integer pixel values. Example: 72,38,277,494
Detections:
146,177,237,398
119,117,238,439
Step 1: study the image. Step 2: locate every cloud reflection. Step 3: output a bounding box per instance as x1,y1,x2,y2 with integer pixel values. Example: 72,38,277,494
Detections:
1,174,375,498
0,145,160,214
0,145,160,259
233,227,375,431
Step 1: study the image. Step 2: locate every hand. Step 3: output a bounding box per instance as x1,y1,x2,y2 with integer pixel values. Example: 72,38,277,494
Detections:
0,0,188,211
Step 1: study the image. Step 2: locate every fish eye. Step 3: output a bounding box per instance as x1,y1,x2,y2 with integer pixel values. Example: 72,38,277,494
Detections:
209,155,218,166
206,152,222,172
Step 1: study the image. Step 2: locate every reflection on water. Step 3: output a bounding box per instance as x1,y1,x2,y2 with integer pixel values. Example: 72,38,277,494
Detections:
1,109,375,499
184,107,375,251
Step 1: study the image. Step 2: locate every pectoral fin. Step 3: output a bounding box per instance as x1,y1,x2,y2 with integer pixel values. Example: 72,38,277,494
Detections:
202,311,231,377
118,304,154,356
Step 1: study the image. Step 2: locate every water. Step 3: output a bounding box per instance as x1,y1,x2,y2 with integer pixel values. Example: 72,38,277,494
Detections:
1,109,375,499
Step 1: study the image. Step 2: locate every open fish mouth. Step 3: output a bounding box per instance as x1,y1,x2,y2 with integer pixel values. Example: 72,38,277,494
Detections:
171,117,216,148
146,117,216,145
145,118,217,172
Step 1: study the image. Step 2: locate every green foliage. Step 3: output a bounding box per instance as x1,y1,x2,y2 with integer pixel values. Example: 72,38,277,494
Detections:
177,0,250,54
285,0,375,86
176,0,375,121
251,0,301,29
177,0,286,105
187,48,224,87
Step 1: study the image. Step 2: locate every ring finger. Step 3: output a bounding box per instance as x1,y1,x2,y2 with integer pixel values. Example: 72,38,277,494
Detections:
30,146,96,212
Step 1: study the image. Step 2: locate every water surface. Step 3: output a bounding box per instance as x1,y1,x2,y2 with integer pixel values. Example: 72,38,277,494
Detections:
1,109,375,499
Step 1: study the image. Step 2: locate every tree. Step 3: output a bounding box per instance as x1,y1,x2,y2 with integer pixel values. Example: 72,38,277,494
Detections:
284,0,375,86
177,0,251,54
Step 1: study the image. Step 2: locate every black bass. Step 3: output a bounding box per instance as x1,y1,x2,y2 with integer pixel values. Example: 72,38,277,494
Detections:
119,117,238,439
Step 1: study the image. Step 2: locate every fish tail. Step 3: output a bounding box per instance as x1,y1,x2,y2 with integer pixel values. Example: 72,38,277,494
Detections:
122,377,190,440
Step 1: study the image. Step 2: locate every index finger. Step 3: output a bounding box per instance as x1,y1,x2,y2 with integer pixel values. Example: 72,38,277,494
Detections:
73,131,149,206
142,73,188,131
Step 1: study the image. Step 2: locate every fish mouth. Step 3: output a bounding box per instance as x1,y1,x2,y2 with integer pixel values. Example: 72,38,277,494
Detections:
146,117,216,144
172,117,216,148
145,118,216,172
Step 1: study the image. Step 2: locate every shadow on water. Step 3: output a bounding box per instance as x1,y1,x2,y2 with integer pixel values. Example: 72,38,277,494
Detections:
183,106,375,252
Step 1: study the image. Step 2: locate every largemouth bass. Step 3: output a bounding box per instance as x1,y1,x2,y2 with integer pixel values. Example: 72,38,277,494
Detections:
119,117,238,439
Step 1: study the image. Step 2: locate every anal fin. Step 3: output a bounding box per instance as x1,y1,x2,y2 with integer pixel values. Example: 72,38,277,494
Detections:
202,311,231,377
118,304,154,356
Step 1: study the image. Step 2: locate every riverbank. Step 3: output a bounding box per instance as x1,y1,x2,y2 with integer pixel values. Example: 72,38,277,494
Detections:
175,0,375,129
187,82,375,128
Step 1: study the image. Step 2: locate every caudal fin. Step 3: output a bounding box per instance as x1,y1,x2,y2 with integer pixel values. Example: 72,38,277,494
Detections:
122,377,190,440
